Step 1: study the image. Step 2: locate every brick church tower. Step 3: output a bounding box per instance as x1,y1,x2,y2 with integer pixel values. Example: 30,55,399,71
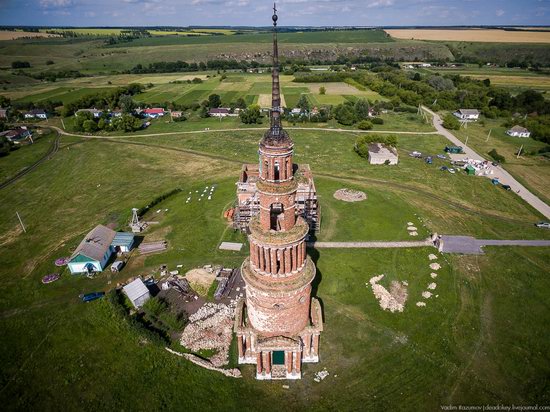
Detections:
234,4,323,380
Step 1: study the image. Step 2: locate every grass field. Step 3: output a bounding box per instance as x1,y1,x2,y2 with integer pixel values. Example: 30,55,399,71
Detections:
0,125,549,410
386,29,550,43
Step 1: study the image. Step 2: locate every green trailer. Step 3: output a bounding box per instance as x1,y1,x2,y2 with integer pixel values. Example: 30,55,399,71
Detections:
444,146,464,154
465,165,476,175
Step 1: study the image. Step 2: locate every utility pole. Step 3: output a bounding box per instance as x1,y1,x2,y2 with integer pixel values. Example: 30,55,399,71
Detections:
16,211,26,233
61,118,66,130
486,128,492,142
517,145,523,159
465,135,469,146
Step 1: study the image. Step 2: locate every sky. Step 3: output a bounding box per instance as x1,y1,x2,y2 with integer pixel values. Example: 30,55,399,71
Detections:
0,0,548,27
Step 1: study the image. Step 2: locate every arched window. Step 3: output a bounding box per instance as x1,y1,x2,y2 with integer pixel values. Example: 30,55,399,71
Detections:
274,161,280,181
264,160,269,179
270,203,284,231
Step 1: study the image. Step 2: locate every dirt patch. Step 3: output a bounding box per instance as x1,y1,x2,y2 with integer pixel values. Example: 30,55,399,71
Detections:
0,224,23,247
367,275,408,313
0,30,60,40
386,29,550,43
334,188,367,202
258,93,287,108
185,268,216,295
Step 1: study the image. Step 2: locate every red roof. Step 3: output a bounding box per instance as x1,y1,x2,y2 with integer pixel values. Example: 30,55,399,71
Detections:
144,108,164,114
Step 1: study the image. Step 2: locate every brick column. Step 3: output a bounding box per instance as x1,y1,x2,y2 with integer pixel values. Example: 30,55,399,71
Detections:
265,247,271,273
271,248,277,274
302,242,306,263
256,352,262,375
284,247,291,273
237,335,244,358
259,246,265,271
263,351,271,375
250,243,257,267
304,334,311,358
294,351,300,373
278,248,284,275
298,242,303,266
312,334,319,355
285,351,292,374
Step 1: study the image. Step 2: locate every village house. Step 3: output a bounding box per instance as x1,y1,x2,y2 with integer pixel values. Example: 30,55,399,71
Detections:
110,110,123,118
506,125,531,138
368,143,399,165
0,108,8,119
68,225,116,274
0,127,32,144
208,108,232,117
24,109,47,120
76,108,103,118
170,111,184,119
453,109,480,121
142,108,165,119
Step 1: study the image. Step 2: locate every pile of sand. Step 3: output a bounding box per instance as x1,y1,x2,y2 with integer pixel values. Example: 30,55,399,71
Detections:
333,188,367,202
368,275,408,313
429,263,441,270
416,302,426,307
185,267,217,295
428,254,438,261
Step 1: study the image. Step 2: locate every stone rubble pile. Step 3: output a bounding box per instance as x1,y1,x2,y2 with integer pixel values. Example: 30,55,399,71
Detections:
314,368,330,383
180,300,237,367
368,274,408,313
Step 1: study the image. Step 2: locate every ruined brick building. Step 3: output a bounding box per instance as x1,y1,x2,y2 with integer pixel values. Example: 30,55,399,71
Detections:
234,6,323,380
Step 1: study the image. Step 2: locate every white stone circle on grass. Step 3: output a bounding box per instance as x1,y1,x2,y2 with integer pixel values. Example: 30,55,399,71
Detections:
333,188,367,202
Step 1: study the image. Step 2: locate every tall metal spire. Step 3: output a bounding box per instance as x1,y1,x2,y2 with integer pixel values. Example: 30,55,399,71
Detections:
270,2,282,134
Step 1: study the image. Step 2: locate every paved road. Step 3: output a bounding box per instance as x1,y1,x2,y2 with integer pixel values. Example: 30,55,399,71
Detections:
308,239,433,249
422,106,550,219
439,235,550,255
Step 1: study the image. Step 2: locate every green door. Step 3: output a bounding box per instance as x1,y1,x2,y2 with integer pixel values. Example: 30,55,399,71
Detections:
272,350,285,365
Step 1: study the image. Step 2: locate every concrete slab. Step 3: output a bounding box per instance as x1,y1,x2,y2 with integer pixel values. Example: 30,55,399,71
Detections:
439,235,484,254
219,242,243,252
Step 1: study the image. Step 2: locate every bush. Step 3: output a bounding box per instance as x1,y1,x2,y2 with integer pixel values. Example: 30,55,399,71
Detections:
333,103,356,125
488,148,506,163
357,120,373,130
442,114,460,130
11,61,31,69
354,134,398,159
371,117,384,125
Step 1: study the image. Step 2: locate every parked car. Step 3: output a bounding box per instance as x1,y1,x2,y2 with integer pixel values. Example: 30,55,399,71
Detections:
448,168,456,174
79,292,105,302
436,154,447,160
501,184,511,191
535,222,550,229
425,156,433,164
440,166,448,171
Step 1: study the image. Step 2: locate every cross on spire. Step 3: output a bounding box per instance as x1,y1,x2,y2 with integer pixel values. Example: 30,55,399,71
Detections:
270,2,282,134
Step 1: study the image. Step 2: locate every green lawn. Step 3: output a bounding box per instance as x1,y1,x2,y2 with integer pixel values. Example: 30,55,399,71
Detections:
0,121,549,410
0,133,54,182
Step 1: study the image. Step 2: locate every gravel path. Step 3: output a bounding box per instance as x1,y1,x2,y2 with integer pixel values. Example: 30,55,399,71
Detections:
422,106,550,219
308,240,433,248
439,235,550,254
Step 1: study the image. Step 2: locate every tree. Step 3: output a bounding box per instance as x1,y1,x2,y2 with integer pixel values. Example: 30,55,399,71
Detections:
354,99,370,120
319,86,326,95
334,103,356,125
199,106,210,118
297,95,310,112
83,119,98,133
208,94,222,108
0,95,10,108
119,95,136,114
234,97,247,110
240,104,262,124
11,61,31,69
442,113,460,130
427,75,454,91
112,114,142,132
0,135,10,157
357,120,373,130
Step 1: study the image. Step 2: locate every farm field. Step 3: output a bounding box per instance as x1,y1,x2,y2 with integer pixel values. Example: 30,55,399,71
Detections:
386,28,550,43
0,30,60,40
0,125,549,410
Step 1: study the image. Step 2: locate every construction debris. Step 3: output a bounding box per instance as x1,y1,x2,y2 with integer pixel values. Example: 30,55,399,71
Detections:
165,348,241,378
368,275,408,313
333,188,367,202
429,263,441,270
314,368,330,382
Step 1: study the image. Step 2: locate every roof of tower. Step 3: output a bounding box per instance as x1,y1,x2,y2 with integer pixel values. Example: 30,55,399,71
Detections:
260,3,292,148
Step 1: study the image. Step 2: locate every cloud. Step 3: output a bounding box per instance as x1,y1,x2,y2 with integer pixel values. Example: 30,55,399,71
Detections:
496,8,505,16
39,0,73,7
366,0,394,8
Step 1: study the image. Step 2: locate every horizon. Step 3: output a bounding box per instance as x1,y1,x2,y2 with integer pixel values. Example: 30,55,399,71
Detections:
0,0,548,27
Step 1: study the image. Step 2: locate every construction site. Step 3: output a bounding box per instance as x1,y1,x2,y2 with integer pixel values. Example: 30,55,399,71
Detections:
232,163,321,233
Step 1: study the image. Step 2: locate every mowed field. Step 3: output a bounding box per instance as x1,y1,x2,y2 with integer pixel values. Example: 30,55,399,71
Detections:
386,29,550,43
3,73,387,108
0,30,60,40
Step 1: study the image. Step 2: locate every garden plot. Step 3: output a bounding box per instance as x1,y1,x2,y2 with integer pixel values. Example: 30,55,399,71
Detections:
258,93,287,108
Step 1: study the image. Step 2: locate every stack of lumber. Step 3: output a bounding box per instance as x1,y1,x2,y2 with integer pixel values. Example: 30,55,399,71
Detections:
139,240,167,255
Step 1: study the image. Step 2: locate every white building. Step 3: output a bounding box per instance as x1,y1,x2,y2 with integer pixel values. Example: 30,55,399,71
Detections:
368,143,399,165
506,125,531,138
453,109,480,121
67,225,116,274
123,278,151,309
24,109,47,120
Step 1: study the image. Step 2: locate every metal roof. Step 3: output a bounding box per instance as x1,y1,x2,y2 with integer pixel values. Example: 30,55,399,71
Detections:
111,232,135,247
123,278,149,302
70,225,116,262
